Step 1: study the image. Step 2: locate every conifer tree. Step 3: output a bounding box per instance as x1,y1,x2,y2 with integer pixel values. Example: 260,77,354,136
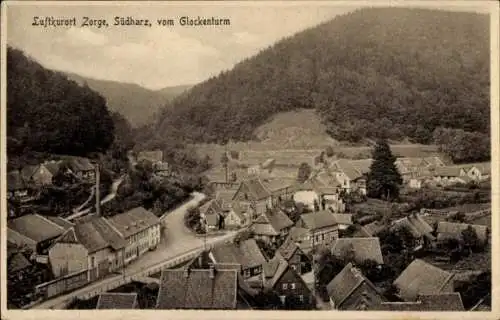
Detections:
366,140,402,200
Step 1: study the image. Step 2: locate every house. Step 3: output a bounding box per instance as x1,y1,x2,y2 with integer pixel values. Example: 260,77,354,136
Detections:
232,179,273,217
331,237,384,265
67,157,95,182
361,221,386,237
20,165,40,185
275,238,311,275
251,208,294,243
391,213,435,251
49,207,160,281
432,165,472,185
224,202,250,229
199,199,225,231
373,293,464,311
436,221,489,245
422,156,446,168
261,178,295,206
156,266,238,309
465,162,491,181
293,211,341,251
7,171,31,202
96,293,138,309
408,175,432,189
49,216,127,280
393,259,455,301
8,214,72,255
326,263,385,310
28,161,63,186
262,256,313,307
294,178,344,213
106,207,161,264
210,238,267,279
137,150,163,164
395,158,427,182
331,214,353,230
154,162,170,177
328,159,371,195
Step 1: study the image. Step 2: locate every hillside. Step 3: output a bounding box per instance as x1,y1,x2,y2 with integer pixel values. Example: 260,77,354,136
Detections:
66,73,192,127
7,47,115,168
149,7,489,150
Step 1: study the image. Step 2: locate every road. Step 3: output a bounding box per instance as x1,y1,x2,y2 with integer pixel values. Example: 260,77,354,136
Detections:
32,192,238,309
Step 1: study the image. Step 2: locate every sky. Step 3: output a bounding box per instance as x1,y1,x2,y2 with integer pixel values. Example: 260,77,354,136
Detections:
6,2,493,90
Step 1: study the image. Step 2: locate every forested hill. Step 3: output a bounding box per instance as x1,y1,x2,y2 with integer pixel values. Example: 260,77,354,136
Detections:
7,47,115,163
151,7,489,147
66,73,192,127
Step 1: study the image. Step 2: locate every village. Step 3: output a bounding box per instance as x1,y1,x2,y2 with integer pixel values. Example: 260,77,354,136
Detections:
6,143,492,311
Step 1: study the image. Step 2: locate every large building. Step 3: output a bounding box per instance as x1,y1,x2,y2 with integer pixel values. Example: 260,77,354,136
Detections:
48,207,161,281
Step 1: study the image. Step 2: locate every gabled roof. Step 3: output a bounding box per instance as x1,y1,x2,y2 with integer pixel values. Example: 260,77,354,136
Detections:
235,179,271,201
44,216,74,230
8,214,67,243
437,221,489,243
261,178,295,193
422,156,445,167
211,239,266,269
331,237,384,264
156,268,238,309
8,252,32,273
42,161,63,175
263,209,294,231
21,165,40,181
392,214,434,240
262,256,291,289
300,211,338,231
58,217,127,253
96,293,138,309
393,259,455,301
205,213,219,227
138,150,163,163
433,165,467,177
107,207,160,239
199,199,223,216
326,263,379,308
7,171,26,190
68,157,95,172
467,162,491,175
276,238,301,261
363,221,386,237
332,214,353,225
229,202,248,220
373,293,464,311
215,189,238,210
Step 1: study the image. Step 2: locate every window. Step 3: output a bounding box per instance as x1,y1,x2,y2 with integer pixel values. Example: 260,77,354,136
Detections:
283,283,288,290
291,265,296,270
299,295,304,302
279,296,286,305
290,283,296,290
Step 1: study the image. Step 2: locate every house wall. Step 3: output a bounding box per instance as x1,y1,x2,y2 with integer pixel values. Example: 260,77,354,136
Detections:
49,243,88,278
274,268,312,306
124,224,160,264
225,211,244,227
293,191,319,211
335,172,351,191
338,282,384,310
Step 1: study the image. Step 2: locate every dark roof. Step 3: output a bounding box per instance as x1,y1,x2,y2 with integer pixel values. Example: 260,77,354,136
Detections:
8,214,67,243
373,293,464,311
262,256,290,289
276,238,300,261
331,237,384,264
215,190,238,210
210,239,266,269
107,207,160,239
434,165,467,177
8,171,26,190
332,214,353,225
263,209,294,231
300,211,338,230
21,165,39,181
326,263,379,308
393,259,455,301
44,216,74,229
68,157,95,172
59,217,127,253
351,225,375,238
363,221,386,236
8,252,32,272
96,293,138,309
235,179,271,201
156,268,238,309
437,222,489,243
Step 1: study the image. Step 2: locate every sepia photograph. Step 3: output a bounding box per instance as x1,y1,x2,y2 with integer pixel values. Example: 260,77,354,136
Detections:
1,1,499,318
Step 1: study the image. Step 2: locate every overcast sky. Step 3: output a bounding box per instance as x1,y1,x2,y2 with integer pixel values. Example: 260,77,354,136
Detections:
6,2,493,90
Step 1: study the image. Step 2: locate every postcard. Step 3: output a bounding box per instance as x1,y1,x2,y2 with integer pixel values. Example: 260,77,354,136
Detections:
1,1,499,319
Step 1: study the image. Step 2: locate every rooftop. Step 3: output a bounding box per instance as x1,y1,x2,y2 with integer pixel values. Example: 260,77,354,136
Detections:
107,207,160,239
8,214,68,243
437,221,489,243
210,239,266,269
96,293,138,309
156,268,238,309
331,237,384,264
300,211,338,230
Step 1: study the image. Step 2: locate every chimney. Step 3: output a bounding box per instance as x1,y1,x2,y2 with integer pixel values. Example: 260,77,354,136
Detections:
95,162,100,216
209,264,215,279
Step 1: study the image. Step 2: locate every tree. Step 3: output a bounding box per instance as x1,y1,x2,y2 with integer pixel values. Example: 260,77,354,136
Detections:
366,140,403,200
461,225,482,253
220,152,229,183
297,162,312,183
455,271,491,309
